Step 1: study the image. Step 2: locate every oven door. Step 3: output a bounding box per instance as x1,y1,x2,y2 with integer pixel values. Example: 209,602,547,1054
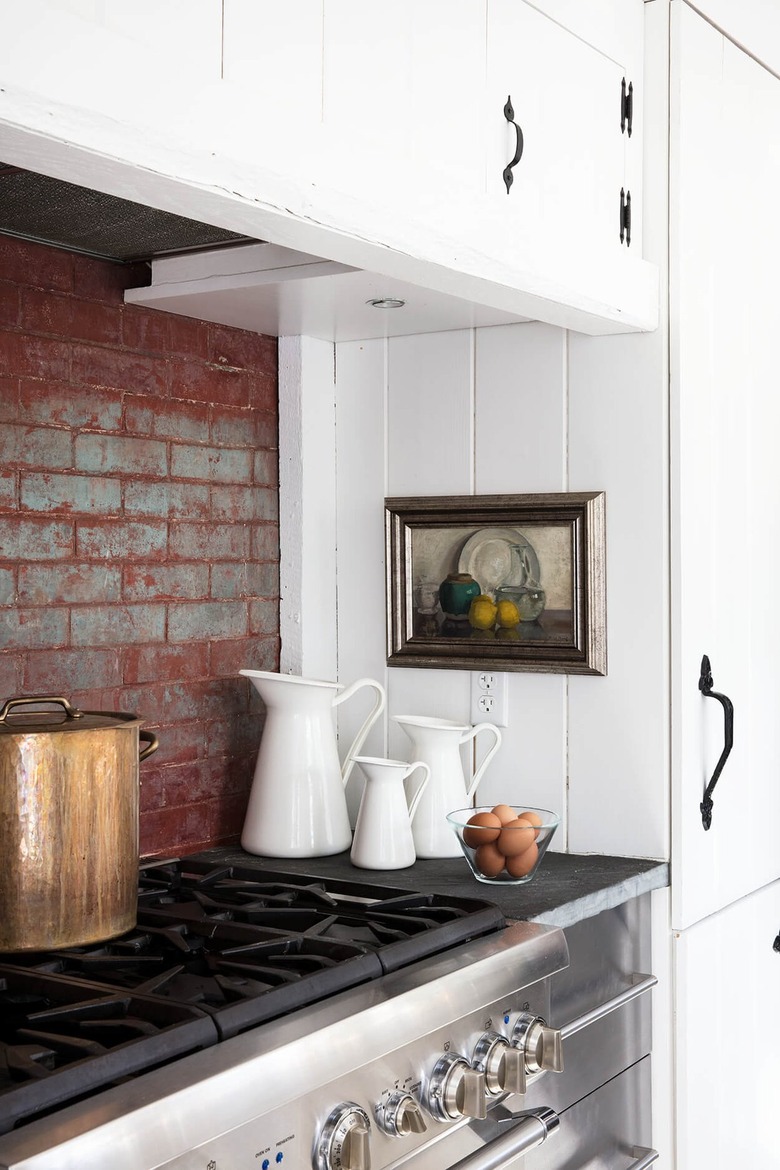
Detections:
392,1057,657,1170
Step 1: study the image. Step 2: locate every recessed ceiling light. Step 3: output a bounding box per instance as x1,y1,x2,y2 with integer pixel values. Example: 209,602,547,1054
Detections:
367,297,406,309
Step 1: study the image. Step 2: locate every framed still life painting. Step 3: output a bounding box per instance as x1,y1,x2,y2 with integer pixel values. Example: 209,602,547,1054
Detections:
385,492,607,676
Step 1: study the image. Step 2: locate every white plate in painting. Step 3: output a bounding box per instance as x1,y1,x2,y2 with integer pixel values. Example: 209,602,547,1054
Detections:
458,528,541,596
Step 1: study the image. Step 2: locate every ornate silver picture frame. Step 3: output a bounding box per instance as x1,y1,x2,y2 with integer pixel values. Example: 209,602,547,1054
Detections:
385,492,607,676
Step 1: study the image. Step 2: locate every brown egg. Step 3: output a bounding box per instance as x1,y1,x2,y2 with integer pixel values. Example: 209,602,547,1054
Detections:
497,816,537,857
491,803,517,826
463,811,502,848
505,842,539,878
518,810,543,839
474,842,506,877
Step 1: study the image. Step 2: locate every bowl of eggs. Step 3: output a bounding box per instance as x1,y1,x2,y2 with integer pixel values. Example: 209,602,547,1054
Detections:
446,804,559,884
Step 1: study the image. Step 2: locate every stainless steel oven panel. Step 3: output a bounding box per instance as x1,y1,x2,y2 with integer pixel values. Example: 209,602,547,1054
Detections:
549,896,652,1029
151,962,649,1170
389,1057,653,1170
481,1056,653,1170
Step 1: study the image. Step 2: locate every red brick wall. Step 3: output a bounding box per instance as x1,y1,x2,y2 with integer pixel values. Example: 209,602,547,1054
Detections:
0,235,279,856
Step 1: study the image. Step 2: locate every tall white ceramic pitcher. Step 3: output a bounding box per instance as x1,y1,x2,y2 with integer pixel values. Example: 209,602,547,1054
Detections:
393,715,502,858
240,670,386,857
350,756,431,871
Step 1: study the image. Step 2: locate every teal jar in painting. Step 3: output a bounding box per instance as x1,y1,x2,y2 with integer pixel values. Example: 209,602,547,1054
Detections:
439,572,481,619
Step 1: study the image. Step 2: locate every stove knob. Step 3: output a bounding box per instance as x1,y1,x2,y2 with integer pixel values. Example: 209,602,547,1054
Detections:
316,1103,372,1170
425,1052,487,1122
375,1090,428,1138
511,1013,564,1079
472,1030,527,1096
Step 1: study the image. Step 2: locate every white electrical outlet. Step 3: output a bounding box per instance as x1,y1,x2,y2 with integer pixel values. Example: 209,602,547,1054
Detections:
470,671,508,726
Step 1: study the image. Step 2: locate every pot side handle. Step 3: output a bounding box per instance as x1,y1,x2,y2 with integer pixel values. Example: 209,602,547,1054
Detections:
139,729,160,762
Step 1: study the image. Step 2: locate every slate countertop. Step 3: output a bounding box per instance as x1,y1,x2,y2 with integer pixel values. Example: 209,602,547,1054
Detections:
191,846,669,929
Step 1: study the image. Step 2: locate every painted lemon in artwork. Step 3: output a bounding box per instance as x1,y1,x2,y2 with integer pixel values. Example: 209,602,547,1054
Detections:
468,596,498,630
496,600,521,629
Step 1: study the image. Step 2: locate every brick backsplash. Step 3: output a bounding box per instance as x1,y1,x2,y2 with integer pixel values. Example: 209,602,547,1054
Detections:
0,236,280,856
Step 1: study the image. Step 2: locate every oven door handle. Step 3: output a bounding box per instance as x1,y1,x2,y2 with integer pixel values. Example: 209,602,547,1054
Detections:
448,1106,560,1170
626,1147,660,1169
560,972,657,1040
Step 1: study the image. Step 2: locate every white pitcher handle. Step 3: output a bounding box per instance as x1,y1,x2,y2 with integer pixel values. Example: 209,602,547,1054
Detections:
460,722,502,801
405,762,431,822
335,678,387,787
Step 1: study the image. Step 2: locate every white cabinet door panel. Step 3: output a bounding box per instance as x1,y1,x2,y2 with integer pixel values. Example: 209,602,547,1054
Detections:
671,5,780,929
0,0,222,133
675,879,780,1167
222,0,324,164
321,0,486,207
485,0,627,269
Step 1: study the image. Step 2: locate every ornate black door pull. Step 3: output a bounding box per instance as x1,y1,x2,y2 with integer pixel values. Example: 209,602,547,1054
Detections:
503,96,524,193
698,654,734,830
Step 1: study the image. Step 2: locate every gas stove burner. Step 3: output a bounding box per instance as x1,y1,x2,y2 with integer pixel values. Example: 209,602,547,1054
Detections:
0,858,506,1135
0,965,216,1135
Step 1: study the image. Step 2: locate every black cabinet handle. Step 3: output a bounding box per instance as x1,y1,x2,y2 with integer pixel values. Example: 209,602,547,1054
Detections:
773,931,780,953
699,654,734,830
503,96,524,193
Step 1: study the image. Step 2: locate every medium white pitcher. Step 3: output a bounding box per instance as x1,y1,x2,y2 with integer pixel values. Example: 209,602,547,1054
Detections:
350,757,431,871
240,670,386,858
393,715,502,858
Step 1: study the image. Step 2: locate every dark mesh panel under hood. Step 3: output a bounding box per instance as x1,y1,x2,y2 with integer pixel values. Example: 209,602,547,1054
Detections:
0,164,255,262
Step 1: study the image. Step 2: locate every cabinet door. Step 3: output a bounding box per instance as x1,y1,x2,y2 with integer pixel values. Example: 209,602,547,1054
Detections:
674,878,780,1167
319,0,487,207
482,0,628,271
0,0,222,131
222,1,324,147
671,5,780,929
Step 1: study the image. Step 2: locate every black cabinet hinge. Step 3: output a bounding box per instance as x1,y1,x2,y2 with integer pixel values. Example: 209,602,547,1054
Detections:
619,188,632,246
621,77,633,136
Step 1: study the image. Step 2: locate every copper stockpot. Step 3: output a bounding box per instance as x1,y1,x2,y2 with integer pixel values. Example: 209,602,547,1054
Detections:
0,695,159,952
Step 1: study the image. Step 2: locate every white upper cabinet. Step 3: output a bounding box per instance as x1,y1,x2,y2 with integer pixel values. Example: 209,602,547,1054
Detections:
0,0,223,132
316,0,642,293
482,0,630,273
319,1,487,207
0,0,656,334
220,0,324,163
670,4,780,930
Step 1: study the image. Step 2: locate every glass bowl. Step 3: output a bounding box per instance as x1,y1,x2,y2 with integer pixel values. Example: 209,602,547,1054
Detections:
446,805,559,885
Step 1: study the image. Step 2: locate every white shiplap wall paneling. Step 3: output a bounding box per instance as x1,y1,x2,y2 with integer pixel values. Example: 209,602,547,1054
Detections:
385,330,474,771
279,335,339,683
386,330,475,497
567,329,668,861
474,324,569,833
333,338,391,819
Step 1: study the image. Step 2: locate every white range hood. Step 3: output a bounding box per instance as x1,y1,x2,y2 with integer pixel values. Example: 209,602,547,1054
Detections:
125,242,530,343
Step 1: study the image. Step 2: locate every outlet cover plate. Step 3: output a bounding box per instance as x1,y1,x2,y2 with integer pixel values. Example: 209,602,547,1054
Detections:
470,671,508,727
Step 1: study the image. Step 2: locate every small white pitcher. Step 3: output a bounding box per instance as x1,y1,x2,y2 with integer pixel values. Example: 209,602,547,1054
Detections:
350,757,431,870
393,715,502,858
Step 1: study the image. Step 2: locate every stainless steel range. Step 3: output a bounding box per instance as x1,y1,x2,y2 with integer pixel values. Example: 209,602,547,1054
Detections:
0,858,657,1169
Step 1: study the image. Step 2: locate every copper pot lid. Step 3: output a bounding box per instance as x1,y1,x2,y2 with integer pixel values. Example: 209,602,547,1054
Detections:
0,695,143,735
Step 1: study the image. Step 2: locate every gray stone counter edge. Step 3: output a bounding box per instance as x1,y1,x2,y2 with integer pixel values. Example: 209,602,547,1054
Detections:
526,861,669,929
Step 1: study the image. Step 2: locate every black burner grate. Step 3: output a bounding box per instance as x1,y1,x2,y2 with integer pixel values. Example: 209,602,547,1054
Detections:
0,966,216,1135
0,859,505,1132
